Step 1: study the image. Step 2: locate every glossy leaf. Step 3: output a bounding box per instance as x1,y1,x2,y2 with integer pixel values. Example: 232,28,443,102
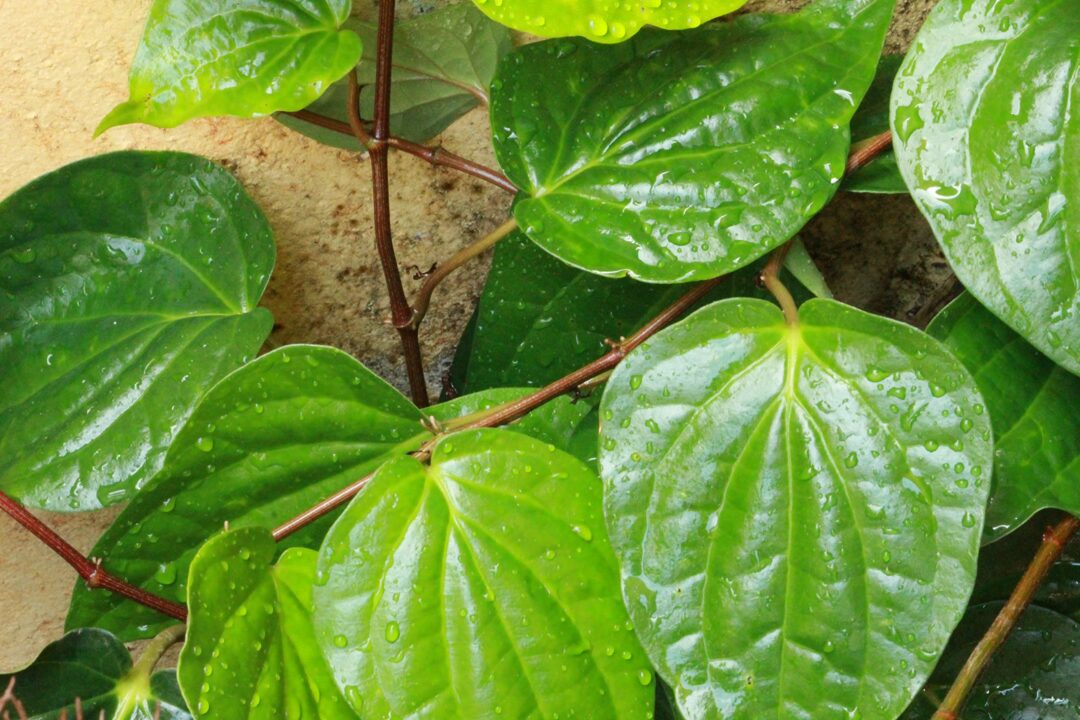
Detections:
841,55,905,194
178,528,355,718
313,429,656,719
0,151,274,510
892,0,1080,374
0,628,190,719
928,293,1080,541
98,0,362,132
600,298,992,719
67,345,430,641
901,603,1080,719
469,0,747,43
490,0,894,283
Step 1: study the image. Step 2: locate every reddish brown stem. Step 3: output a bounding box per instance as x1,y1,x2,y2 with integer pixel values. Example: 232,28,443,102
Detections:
932,515,1080,719
360,8,430,407
846,130,893,176
0,491,187,622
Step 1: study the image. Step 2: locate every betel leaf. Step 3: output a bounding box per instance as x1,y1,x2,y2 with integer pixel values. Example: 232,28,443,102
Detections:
0,151,274,511
313,429,656,719
901,603,1080,719
490,0,894,283
841,55,905,194
0,628,190,720
178,528,355,718
98,0,362,132
892,0,1080,374
469,0,747,43
600,298,992,719
929,293,1080,541
66,345,431,641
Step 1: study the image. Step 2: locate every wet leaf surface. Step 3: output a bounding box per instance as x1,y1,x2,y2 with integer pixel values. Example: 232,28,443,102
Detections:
841,55,905,194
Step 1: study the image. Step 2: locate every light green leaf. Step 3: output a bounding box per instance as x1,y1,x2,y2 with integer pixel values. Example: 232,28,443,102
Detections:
0,151,274,510
470,0,747,43
66,345,431,641
783,239,832,299
928,292,1080,541
892,0,1080,374
490,0,894,283
99,0,363,132
313,429,656,719
178,528,356,718
600,298,992,719
0,628,191,720
841,54,905,194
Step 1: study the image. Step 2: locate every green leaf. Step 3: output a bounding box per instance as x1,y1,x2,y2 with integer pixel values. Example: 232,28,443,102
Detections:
313,429,656,719
469,0,747,43
98,0,363,132
928,293,1080,541
490,0,894,283
0,151,274,510
178,528,355,718
0,628,191,720
891,0,1080,375
600,298,992,719
66,345,431,641
901,603,1080,719
841,54,905,194
783,239,833,299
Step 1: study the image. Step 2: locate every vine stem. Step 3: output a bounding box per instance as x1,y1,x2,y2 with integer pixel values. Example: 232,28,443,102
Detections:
846,130,893,175
271,274,725,542
362,2,430,407
931,515,1080,719
285,110,516,193
761,241,799,325
0,491,187,622
411,217,518,327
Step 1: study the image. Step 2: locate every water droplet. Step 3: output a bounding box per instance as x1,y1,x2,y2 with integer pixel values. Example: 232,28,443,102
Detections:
196,436,214,452
385,621,400,643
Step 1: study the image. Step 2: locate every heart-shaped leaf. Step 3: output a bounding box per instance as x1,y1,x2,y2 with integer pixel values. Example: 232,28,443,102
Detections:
490,0,894,283
892,0,1080,374
99,0,362,132
841,55,905,194
278,6,512,149
66,345,431,641
0,151,274,510
313,429,656,719
600,298,992,719
470,0,746,43
929,293,1080,541
0,628,191,719
901,603,1080,719
178,528,355,718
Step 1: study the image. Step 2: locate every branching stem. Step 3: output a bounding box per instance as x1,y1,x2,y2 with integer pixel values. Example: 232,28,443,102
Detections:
0,491,187,622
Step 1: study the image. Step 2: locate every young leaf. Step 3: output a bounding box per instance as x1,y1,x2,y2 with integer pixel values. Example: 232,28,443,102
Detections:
98,0,363,132
0,628,191,719
0,151,274,510
841,55,905,194
313,429,656,719
600,298,992,719
490,0,895,283
469,0,747,43
178,528,355,718
66,345,431,641
928,293,1080,542
892,0,1080,374
900,603,1080,719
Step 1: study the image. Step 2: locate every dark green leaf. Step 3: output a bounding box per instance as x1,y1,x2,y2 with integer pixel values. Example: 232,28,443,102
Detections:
600,298,992,718
314,429,656,719
841,55,905,194
892,0,1080,374
178,528,355,718
66,345,431,641
0,151,274,510
901,603,1080,719
0,628,191,719
928,293,1080,541
490,0,894,283
99,0,362,132
470,0,747,43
